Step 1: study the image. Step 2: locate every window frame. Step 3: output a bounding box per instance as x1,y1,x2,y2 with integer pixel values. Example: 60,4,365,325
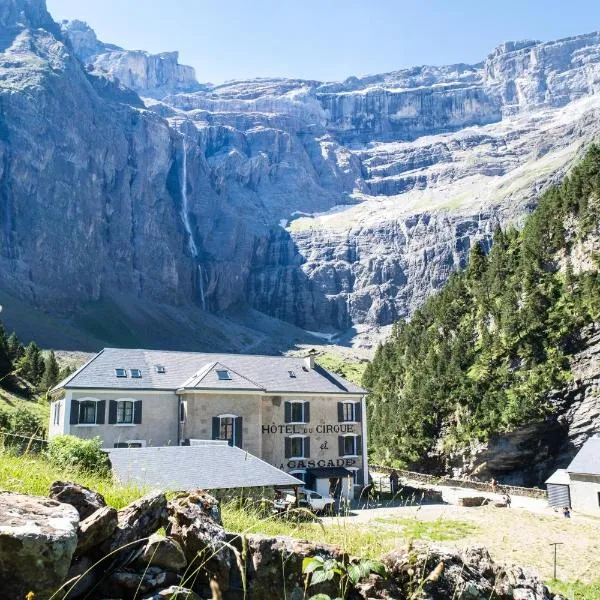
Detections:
53,401,61,425
347,466,360,486
155,365,166,374
78,400,98,425
289,401,308,424
342,434,359,457
341,401,357,422
214,413,239,444
216,369,232,381
179,401,187,423
289,435,308,459
116,400,135,424
130,368,142,379
115,368,127,378
289,469,307,483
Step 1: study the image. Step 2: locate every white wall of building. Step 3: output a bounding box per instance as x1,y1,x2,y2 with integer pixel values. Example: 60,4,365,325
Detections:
569,474,600,515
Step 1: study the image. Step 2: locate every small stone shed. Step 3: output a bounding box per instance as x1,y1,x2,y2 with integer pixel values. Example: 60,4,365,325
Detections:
107,440,303,495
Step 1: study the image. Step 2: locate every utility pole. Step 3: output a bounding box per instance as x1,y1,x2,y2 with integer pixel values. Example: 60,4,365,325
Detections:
549,542,564,580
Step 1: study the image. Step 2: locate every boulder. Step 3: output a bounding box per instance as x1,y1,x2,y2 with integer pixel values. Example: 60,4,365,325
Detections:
49,481,107,520
76,505,118,555
95,567,180,598
139,533,187,571
458,496,489,507
379,545,560,600
109,491,168,554
229,533,344,600
167,490,231,597
0,491,79,599
64,555,96,599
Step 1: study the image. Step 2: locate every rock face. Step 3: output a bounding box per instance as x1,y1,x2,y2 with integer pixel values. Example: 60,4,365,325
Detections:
0,491,79,599
1,1,600,349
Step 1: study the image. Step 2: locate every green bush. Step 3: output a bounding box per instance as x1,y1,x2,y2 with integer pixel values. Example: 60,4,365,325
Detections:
47,435,110,475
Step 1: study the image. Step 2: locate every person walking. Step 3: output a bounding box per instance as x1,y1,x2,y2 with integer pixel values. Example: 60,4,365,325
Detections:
389,470,399,495
505,493,512,508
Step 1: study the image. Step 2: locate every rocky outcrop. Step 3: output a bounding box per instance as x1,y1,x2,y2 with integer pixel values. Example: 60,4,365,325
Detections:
0,491,79,600
2,1,600,348
61,20,201,98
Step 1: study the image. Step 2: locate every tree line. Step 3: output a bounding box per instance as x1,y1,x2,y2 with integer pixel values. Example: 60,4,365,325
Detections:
0,325,73,394
363,145,600,467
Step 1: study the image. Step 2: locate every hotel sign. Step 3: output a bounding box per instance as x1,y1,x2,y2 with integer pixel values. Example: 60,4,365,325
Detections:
262,423,356,435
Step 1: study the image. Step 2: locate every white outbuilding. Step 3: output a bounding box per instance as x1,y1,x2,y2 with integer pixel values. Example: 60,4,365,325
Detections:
545,436,600,515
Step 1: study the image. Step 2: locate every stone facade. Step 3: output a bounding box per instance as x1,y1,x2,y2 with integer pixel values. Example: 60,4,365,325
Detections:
50,356,368,499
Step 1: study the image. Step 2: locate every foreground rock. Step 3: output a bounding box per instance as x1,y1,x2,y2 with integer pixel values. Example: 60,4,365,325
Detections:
50,481,107,520
167,490,232,597
76,505,118,555
0,491,79,600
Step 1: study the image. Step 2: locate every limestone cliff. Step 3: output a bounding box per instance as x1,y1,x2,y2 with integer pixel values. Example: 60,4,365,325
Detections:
1,1,600,350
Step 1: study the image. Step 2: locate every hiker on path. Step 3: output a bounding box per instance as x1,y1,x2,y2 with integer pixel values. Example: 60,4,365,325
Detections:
389,470,399,495
491,478,498,492
563,506,571,518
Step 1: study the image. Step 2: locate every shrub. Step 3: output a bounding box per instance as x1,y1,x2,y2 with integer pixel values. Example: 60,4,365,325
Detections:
47,435,110,475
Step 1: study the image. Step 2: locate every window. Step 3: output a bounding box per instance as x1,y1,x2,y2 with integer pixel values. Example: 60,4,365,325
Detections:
289,469,306,483
339,401,361,423
285,436,309,459
348,467,360,485
216,369,232,380
115,368,127,378
179,401,186,423
130,369,142,378
53,402,61,425
113,440,145,448
117,400,134,424
108,399,141,425
288,370,296,378
155,365,166,374
340,434,359,457
284,400,310,424
212,414,242,447
79,401,97,425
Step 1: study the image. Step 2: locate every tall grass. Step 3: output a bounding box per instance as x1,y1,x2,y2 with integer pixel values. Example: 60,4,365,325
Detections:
547,580,600,600
0,449,144,508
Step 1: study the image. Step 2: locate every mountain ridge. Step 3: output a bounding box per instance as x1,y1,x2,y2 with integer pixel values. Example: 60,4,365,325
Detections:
1,1,600,351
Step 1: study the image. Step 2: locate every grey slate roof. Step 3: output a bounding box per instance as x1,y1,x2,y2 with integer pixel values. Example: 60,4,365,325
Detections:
545,469,570,486
107,443,303,491
567,436,600,475
54,348,365,395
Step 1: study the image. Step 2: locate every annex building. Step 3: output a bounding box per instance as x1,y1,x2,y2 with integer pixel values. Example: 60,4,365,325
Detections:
50,348,368,499
545,436,600,516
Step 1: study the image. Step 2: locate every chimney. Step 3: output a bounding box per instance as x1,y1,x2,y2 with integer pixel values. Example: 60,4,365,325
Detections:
304,348,317,370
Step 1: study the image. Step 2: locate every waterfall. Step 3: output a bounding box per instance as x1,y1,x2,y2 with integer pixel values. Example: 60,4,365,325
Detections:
198,265,206,311
180,137,198,257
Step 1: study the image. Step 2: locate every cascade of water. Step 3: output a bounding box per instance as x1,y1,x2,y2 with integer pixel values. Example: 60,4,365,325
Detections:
198,264,206,311
180,137,198,257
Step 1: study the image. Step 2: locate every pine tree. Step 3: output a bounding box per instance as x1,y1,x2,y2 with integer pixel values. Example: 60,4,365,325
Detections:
0,322,12,382
17,342,44,385
39,350,60,392
6,332,24,362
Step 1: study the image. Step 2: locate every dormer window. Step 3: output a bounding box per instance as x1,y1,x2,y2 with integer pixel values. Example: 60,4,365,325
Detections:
155,365,166,374
216,370,232,380
130,369,142,378
288,370,296,378
115,368,127,378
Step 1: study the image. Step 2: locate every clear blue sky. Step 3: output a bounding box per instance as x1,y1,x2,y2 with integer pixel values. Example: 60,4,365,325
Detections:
46,0,600,84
